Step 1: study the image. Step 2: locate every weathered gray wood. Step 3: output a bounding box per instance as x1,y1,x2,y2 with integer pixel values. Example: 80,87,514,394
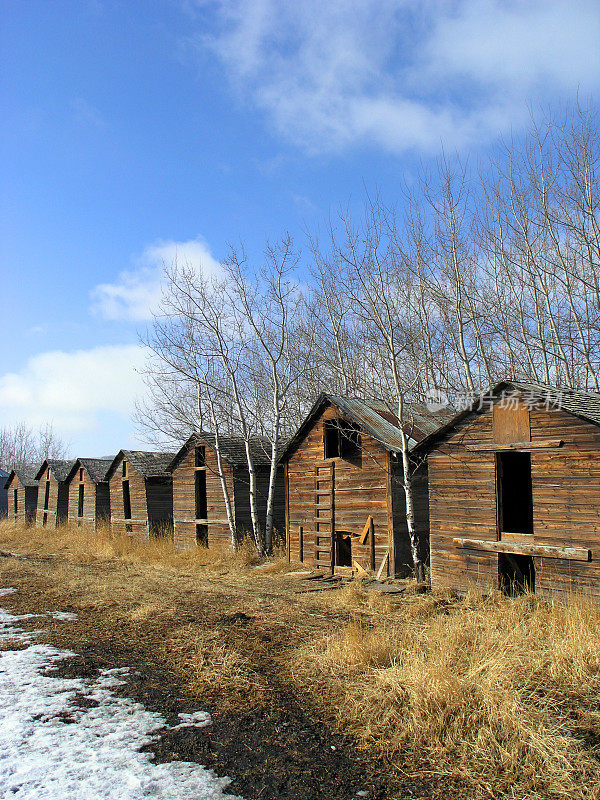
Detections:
466,438,564,452
453,537,591,562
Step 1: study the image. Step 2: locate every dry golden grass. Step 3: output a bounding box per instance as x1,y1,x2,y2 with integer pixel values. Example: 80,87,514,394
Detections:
291,586,600,800
164,624,269,712
0,518,267,574
2,519,600,799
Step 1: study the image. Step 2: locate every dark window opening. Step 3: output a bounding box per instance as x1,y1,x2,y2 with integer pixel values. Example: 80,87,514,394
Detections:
13,490,17,514
335,532,352,567
324,419,362,463
497,452,534,535
44,481,50,511
196,523,208,547
122,460,127,477
122,480,131,520
195,446,206,467
499,553,535,595
78,485,84,517
79,468,84,482
195,470,207,520
324,420,339,458
299,526,304,562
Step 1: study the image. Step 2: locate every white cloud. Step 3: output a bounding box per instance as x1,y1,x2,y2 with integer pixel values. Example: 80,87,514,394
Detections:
91,237,222,322
0,344,148,446
190,0,600,154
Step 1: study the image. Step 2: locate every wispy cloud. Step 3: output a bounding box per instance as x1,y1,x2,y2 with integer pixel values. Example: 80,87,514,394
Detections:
189,0,600,155
90,237,222,322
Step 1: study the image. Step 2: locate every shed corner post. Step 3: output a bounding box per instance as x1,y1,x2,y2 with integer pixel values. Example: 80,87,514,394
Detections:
386,449,395,578
284,462,290,563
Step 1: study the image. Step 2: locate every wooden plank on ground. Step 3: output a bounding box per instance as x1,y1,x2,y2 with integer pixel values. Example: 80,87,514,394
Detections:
375,551,389,580
353,560,369,577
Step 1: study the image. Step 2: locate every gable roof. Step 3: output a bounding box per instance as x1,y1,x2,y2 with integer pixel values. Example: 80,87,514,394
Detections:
279,394,455,462
105,450,177,481
5,467,39,488
168,432,272,473
66,457,113,485
413,379,600,454
34,459,74,482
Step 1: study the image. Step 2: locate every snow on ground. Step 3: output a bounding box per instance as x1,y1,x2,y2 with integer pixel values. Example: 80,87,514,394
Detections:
0,594,242,800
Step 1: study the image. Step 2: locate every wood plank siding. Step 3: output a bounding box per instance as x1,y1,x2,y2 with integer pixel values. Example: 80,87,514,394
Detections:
5,471,38,525
35,462,71,528
66,461,111,531
108,452,174,539
171,434,285,551
424,385,600,600
283,401,430,577
172,442,236,551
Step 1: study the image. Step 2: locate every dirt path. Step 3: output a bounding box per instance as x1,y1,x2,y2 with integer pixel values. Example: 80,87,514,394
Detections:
0,547,451,800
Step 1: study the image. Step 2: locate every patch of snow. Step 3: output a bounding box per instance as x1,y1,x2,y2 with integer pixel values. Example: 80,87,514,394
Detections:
171,710,212,730
0,600,242,800
0,608,46,643
0,589,16,597
45,611,78,622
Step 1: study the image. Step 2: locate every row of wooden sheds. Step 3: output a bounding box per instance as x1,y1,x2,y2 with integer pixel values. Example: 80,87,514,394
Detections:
4,380,600,600
4,436,284,549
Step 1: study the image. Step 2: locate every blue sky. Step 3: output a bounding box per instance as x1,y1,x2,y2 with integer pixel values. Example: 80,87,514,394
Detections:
1,0,599,457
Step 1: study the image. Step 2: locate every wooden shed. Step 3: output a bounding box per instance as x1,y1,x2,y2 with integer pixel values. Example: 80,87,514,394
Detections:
35,459,74,528
415,381,600,600
65,458,112,530
106,450,175,538
5,468,38,525
169,432,285,551
280,395,452,577
0,468,8,518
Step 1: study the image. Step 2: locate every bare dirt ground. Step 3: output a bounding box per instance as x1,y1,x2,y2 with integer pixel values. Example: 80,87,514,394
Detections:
0,532,451,800
2,522,599,800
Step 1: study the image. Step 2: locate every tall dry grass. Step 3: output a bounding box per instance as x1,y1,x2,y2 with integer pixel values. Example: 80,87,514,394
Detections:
291,584,600,799
3,519,600,798
0,517,266,572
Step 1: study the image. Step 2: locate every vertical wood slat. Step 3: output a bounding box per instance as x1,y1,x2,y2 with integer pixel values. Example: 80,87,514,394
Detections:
493,403,531,444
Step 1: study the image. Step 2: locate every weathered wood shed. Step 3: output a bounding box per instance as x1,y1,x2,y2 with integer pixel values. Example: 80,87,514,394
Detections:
106,450,175,538
35,459,74,528
280,394,452,577
0,468,8,517
5,468,38,525
65,458,112,530
414,380,600,600
169,432,285,551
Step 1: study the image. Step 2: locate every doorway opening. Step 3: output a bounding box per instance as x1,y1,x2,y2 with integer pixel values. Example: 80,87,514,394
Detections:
196,523,208,547
496,452,534,535
335,532,352,567
499,553,535,595
78,485,84,517
122,480,131,520
43,481,50,511
195,470,207,520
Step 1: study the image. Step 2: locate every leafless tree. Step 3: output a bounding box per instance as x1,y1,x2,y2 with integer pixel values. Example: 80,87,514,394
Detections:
0,422,69,473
